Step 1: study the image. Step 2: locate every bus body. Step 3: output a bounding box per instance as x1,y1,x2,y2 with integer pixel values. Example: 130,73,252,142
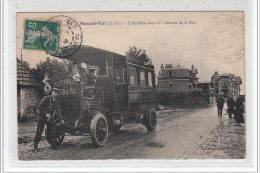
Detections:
51,45,157,146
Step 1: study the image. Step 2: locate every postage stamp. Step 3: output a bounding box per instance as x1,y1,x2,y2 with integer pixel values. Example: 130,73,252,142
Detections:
41,15,83,58
24,19,60,51
23,16,83,58
201,14,245,64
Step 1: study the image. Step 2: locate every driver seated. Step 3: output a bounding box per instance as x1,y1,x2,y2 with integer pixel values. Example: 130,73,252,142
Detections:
82,69,96,87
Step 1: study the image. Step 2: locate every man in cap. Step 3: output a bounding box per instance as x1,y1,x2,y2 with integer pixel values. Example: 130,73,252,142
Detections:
33,88,65,151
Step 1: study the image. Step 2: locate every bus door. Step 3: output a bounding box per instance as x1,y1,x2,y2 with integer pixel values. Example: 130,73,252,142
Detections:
114,67,128,111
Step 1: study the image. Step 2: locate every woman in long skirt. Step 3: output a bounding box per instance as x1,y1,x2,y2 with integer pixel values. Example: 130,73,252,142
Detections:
234,97,245,126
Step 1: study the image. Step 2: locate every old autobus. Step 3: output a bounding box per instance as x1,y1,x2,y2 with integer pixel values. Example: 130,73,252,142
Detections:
47,45,157,147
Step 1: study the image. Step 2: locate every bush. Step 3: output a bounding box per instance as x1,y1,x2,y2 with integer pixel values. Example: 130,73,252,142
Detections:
155,90,209,108
32,57,69,97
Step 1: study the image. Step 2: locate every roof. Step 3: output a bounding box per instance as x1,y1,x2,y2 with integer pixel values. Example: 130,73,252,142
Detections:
159,63,200,79
17,59,37,86
212,71,220,77
58,45,126,62
173,69,192,78
158,68,192,79
169,65,186,70
58,45,154,69
217,75,232,82
198,81,210,84
234,76,242,84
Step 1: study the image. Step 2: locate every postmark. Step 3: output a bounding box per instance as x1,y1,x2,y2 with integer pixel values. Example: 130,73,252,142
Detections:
41,15,83,58
201,15,244,64
23,19,60,51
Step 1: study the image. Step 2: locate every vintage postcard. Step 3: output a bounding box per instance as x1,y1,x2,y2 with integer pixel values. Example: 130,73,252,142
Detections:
16,12,245,160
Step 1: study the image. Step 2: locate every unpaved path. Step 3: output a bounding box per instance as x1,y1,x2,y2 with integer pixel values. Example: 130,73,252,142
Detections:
18,105,245,160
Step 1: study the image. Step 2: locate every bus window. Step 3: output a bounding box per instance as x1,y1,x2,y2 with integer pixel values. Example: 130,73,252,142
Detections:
114,68,124,83
129,67,137,86
148,72,153,87
140,70,146,87
89,69,96,76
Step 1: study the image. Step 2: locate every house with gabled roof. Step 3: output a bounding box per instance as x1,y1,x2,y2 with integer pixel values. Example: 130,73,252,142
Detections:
157,63,199,92
210,71,242,99
17,58,40,120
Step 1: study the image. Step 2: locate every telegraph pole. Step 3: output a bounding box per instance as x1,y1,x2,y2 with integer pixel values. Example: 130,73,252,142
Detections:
21,49,23,61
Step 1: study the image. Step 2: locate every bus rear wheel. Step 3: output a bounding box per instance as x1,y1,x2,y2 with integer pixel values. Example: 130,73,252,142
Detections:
90,113,108,147
144,107,157,131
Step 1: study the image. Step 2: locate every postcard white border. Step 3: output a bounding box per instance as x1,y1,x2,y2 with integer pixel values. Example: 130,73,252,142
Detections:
1,0,259,172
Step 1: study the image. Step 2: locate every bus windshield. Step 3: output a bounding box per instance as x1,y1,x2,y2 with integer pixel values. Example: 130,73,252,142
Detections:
68,56,107,77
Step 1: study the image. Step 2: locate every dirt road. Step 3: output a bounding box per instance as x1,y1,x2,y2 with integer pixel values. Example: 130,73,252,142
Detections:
18,105,245,160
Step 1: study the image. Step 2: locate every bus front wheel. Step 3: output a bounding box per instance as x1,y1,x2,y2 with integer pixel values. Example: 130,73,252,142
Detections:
90,112,108,147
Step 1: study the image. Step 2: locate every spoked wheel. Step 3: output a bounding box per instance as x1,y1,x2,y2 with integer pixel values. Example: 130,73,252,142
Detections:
144,107,157,131
90,113,108,147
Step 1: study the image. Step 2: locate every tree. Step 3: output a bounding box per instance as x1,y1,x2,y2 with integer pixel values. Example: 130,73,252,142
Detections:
32,57,69,96
125,46,151,64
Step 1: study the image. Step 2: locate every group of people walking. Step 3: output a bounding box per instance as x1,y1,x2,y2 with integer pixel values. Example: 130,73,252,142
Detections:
216,95,245,126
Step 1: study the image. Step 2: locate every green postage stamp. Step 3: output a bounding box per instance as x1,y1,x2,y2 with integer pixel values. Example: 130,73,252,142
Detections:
23,19,60,52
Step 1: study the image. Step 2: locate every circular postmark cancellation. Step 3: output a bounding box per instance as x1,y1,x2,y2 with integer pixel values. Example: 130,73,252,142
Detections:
201,15,245,64
40,15,83,58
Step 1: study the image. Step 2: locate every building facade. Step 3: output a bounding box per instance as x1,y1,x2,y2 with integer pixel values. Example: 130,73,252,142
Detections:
197,81,216,104
197,81,211,94
157,63,199,92
210,71,242,99
17,59,40,120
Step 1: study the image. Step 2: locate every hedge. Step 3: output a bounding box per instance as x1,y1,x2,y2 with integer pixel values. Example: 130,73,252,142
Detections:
155,90,209,109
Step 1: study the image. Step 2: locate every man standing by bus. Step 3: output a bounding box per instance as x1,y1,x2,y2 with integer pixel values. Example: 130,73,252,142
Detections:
33,88,64,152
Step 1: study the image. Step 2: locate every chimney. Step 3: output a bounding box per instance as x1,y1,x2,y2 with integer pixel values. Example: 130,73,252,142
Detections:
191,64,194,70
161,64,164,70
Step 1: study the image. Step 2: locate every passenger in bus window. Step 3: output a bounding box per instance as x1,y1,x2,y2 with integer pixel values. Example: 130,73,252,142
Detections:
84,69,96,86
72,62,81,82
114,68,124,83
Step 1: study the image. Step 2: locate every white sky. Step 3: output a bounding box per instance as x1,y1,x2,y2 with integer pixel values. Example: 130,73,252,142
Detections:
16,12,245,94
